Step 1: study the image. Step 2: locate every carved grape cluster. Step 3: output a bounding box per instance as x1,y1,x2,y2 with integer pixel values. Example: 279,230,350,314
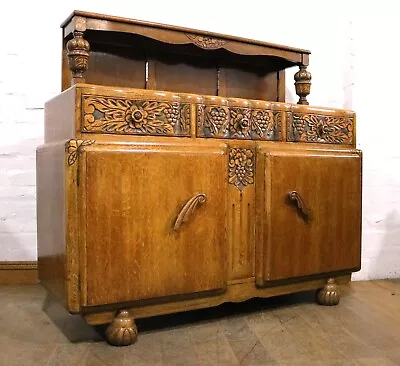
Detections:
207,107,229,131
228,148,254,190
236,164,247,181
252,110,271,133
293,115,305,135
164,103,180,127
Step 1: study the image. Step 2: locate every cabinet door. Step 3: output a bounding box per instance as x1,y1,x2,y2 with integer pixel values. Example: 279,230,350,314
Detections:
256,149,361,284
79,142,227,306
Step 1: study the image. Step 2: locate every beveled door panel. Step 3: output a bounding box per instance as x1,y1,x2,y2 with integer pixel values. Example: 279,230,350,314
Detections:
256,149,362,284
80,142,227,306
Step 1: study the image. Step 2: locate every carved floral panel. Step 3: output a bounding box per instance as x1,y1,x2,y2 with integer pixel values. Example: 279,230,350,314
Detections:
197,105,282,140
287,112,354,144
65,139,95,166
82,96,191,137
228,148,254,191
186,34,227,49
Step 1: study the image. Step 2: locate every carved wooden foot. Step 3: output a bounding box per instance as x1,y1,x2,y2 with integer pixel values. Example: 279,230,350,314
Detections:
316,278,340,306
105,310,138,346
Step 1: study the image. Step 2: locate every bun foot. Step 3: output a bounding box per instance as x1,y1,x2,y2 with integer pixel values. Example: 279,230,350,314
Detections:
105,310,138,346
316,278,340,306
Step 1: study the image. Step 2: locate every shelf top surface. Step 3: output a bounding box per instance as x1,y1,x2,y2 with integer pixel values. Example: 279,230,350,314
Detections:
61,10,311,56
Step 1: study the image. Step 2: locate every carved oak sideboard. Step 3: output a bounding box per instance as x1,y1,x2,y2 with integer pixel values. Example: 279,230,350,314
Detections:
37,10,362,346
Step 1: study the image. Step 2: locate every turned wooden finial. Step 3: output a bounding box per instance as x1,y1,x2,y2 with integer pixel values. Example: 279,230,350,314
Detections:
105,309,138,346
316,278,340,306
294,65,311,105
66,31,90,84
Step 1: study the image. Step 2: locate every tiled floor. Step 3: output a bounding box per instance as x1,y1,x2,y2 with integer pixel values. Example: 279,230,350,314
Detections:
0,280,399,365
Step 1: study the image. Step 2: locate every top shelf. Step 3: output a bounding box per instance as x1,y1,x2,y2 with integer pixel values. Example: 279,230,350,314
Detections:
61,11,312,105
62,10,310,62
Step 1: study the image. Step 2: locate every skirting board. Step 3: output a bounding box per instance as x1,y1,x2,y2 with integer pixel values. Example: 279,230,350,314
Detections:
0,261,38,285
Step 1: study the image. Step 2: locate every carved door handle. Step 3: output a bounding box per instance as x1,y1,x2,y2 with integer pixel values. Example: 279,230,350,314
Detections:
174,193,206,231
287,191,312,221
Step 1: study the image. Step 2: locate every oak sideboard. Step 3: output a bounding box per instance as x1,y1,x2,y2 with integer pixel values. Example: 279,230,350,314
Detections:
37,10,362,346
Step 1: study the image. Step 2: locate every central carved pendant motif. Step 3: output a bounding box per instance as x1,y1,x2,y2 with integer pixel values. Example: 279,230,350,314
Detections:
228,148,254,190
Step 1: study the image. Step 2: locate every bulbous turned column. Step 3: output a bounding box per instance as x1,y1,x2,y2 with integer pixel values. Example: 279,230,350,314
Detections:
66,31,90,84
105,309,138,346
294,65,311,105
316,278,340,306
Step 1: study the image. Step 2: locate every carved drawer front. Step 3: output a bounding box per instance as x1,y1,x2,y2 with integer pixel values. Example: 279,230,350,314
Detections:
286,111,354,145
78,142,228,307
81,90,195,137
256,149,361,285
197,97,283,141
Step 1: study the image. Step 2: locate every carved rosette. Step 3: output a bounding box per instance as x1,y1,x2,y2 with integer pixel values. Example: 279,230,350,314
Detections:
82,96,191,136
197,105,282,140
294,65,311,105
230,108,252,138
228,148,254,190
65,139,95,166
287,112,353,144
316,278,340,306
186,34,227,49
105,310,138,346
67,31,90,82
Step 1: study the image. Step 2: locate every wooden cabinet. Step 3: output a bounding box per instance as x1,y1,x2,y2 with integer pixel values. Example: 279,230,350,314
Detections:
37,11,362,346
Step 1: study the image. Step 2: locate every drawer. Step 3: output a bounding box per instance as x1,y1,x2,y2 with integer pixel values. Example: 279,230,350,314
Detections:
81,89,195,137
196,96,283,141
286,110,354,145
79,86,355,146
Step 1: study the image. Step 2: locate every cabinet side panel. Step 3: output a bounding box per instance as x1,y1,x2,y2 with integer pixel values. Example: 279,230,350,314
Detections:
37,143,67,306
44,87,77,143
37,141,81,313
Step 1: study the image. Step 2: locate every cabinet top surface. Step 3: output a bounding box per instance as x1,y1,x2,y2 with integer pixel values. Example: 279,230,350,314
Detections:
61,10,310,56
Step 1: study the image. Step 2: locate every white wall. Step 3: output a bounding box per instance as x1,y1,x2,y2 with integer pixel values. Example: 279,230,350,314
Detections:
0,1,398,279
350,3,400,280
